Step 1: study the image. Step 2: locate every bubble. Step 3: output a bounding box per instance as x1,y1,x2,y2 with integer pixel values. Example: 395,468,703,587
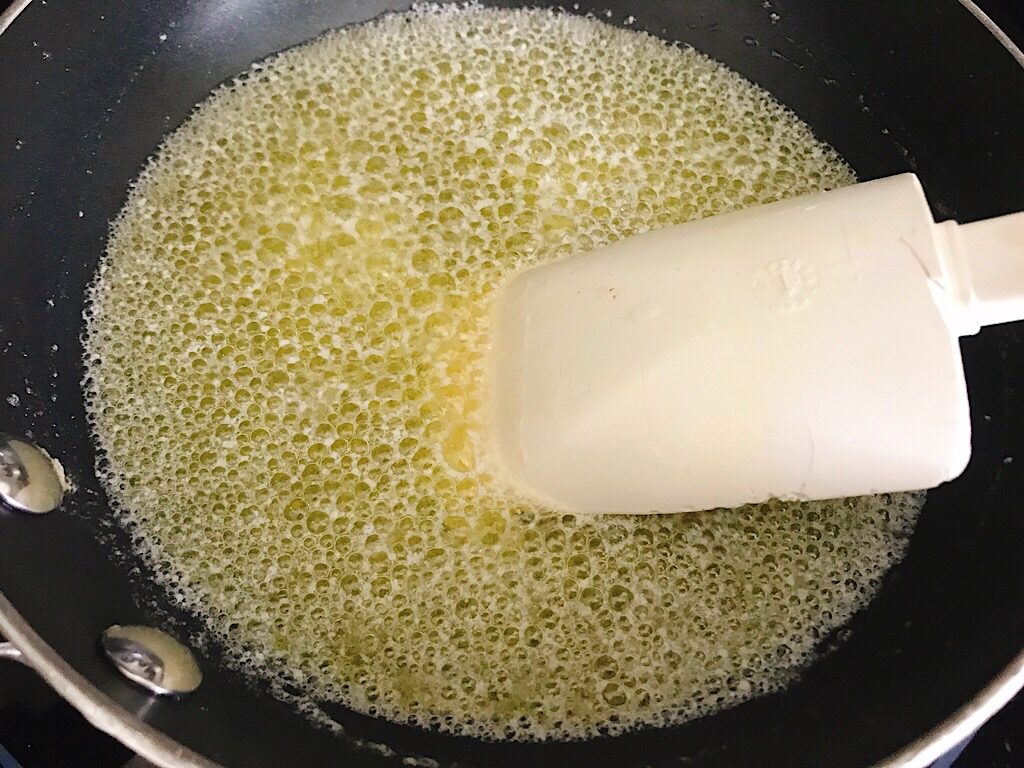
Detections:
81,3,920,744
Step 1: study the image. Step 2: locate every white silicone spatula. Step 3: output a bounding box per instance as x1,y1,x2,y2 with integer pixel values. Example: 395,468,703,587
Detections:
491,173,1024,514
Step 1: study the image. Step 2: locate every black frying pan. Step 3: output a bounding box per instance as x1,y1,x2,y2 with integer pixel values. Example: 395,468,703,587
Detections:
1,1,1023,766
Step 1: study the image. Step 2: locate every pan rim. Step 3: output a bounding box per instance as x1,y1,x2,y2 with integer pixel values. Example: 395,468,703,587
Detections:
0,0,1022,766
0,592,217,768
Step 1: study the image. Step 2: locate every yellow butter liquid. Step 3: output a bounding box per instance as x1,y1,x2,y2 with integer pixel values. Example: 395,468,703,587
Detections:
84,5,922,741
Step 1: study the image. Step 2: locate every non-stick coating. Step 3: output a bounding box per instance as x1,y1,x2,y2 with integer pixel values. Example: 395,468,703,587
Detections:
1,1,1023,766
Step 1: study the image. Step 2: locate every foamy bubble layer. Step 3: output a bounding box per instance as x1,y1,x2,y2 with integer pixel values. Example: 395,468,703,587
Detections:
83,5,921,742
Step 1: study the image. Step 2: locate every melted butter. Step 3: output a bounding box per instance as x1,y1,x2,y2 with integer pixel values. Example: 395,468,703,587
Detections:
84,5,921,741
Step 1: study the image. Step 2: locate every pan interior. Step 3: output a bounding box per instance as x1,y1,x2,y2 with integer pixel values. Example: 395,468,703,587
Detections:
81,3,925,744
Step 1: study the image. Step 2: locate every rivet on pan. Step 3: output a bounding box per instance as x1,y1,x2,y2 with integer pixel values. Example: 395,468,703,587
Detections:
100,625,202,697
0,433,66,514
